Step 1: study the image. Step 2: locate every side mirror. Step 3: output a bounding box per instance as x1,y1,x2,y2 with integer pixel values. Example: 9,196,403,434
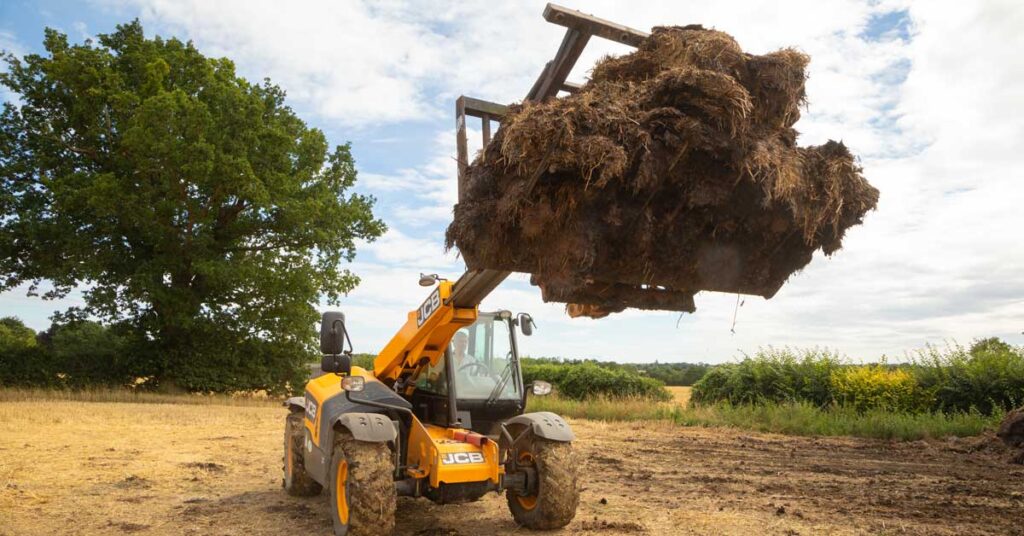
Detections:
320,311,347,355
530,380,552,396
321,353,352,375
419,273,439,287
518,313,535,337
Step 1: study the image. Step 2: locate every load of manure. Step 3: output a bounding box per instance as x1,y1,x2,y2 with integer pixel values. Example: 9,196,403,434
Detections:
446,25,879,317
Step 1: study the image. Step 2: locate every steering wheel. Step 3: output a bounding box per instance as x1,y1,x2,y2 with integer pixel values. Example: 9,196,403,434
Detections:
458,362,497,379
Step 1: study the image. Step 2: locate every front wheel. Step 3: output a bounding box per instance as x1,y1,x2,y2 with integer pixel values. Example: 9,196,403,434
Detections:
506,436,580,529
283,412,322,497
329,431,396,536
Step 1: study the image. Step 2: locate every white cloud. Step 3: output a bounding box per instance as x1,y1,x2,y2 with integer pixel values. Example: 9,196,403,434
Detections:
0,30,25,56
97,1,908,129
101,0,452,126
360,127,477,227
0,30,27,104
71,21,92,41
358,227,458,268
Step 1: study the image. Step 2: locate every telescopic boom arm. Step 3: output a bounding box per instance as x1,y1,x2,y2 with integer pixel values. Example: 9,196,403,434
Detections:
372,4,648,385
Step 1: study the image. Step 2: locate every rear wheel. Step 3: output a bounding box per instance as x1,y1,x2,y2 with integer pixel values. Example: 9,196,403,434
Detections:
329,431,396,536
506,435,580,529
283,412,322,496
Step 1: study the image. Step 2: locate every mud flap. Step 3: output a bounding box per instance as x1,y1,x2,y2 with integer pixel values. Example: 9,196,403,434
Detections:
284,396,305,413
505,412,574,442
335,413,398,443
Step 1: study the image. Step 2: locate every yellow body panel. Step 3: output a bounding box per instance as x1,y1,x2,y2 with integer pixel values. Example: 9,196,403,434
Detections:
373,280,478,384
406,417,501,487
303,366,377,447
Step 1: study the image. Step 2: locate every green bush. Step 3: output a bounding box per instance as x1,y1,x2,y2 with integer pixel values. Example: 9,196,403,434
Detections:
620,362,711,386
164,320,309,395
0,317,56,387
351,353,376,370
911,339,1024,414
559,363,670,401
521,361,571,387
522,359,669,401
0,317,37,351
2,318,313,394
692,347,843,406
523,358,710,386
47,321,138,388
0,344,59,387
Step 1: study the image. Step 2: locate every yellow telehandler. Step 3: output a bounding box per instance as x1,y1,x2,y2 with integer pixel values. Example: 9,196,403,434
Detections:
282,5,651,534
285,282,576,535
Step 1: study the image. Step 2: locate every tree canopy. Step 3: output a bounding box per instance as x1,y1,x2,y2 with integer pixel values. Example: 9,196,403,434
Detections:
0,21,385,392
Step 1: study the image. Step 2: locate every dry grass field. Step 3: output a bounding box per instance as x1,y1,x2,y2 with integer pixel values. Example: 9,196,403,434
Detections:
666,386,692,408
1,396,1022,535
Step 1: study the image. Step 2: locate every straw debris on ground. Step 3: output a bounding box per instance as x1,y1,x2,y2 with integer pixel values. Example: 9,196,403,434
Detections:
447,25,879,317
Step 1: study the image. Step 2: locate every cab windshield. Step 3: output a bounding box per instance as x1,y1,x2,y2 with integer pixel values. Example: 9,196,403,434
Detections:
416,313,521,401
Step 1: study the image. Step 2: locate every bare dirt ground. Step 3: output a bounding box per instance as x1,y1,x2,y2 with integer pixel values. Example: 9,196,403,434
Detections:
1,399,1021,536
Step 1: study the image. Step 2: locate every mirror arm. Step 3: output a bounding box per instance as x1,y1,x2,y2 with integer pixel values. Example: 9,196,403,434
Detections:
523,381,534,406
331,318,354,356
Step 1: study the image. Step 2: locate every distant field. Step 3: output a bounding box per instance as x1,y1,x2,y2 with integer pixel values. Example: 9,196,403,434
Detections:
666,386,692,408
2,394,1021,535
0,387,279,406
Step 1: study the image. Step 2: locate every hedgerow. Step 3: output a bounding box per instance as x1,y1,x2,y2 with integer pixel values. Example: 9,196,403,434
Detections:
690,347,843,407
522,360,670,401
692,340,1024,415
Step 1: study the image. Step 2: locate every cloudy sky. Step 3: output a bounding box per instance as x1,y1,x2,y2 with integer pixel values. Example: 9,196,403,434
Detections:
2,0,1022,363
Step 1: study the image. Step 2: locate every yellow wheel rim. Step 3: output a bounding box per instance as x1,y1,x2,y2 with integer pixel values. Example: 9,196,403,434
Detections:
335,460,349,524
516,451,538,510
286,436,294,478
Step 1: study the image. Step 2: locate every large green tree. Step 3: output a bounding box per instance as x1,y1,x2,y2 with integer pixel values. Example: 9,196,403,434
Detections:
0,22,385,392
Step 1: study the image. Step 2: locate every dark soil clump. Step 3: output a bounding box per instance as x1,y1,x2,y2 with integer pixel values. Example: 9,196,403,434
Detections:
997,408,1024,462
997,408,1024,447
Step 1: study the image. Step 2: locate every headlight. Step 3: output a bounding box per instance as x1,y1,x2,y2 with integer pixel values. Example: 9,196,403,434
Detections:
341,376,365,392
531,381,552,396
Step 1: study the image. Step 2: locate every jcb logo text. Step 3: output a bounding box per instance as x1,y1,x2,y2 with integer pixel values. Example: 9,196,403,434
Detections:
441,452,485,465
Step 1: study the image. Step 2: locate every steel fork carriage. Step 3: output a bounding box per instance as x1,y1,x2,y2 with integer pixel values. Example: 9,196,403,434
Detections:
452,3,650,302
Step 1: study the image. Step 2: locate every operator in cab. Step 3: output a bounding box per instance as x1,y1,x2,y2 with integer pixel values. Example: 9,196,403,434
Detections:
418,329,494,394
451,331,470,367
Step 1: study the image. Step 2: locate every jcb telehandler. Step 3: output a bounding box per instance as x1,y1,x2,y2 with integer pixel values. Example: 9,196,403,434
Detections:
284,279,577,535
282,4,652,534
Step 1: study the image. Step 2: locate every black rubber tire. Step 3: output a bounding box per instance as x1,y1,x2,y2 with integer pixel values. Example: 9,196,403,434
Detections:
283,411,322,497
329,431,396,536
506,436,580,530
